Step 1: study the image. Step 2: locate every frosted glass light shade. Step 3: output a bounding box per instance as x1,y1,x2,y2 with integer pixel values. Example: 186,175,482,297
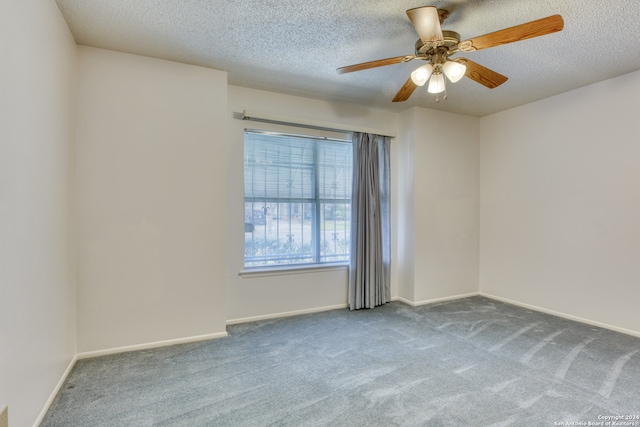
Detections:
427,73,445,93
442,60,466,83
410,64,434,86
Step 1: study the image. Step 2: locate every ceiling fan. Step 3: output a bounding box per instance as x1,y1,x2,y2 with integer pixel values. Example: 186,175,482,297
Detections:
337,6,564,102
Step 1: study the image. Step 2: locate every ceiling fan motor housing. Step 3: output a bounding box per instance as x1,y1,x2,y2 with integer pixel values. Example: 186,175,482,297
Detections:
415,30,461,62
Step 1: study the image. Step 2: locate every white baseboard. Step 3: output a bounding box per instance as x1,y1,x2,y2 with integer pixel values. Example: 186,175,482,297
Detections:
33,354,78,427
480,292,640,339
394,292,480,307
226,303,348,325
393,296,415,306
77,331,229,360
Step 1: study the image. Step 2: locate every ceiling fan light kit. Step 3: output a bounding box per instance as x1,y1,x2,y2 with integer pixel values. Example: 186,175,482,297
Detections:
410,63,434,86
337,6,564,103
427,72,445,94
442,60,466,83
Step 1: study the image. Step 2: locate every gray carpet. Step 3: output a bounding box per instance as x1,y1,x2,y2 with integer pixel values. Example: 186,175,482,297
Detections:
42,297,640,426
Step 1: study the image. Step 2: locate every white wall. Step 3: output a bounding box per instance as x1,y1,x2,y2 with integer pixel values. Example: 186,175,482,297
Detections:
396,109,417,302
397,107,480,304
479,70,640,335
75,47,228,353
0,1,77,426
226,86,398,321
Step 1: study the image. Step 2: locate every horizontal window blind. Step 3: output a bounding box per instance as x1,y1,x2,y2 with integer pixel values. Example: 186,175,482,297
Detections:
244,130,352,268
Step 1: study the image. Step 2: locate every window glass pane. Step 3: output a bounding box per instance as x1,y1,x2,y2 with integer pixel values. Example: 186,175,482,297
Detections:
317,141,352,200
320,202,350,263
244,130,352,268
244,202,316,267
245,133,315,200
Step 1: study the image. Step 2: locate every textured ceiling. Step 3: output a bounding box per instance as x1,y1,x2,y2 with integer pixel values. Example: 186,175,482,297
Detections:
55,0,640,117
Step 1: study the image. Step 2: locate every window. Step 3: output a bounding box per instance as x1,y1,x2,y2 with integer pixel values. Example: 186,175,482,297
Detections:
244,130,352,268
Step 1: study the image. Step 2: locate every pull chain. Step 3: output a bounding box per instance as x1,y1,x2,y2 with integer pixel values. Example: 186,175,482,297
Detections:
443,76,448,100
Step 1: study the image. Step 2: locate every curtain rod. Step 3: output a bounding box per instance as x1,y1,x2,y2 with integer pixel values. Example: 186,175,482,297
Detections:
238,110,396,138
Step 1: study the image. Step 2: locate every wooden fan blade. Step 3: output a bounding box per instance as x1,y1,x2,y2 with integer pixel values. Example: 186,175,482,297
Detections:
456,58,508,89
337,55,415,74
392,77,418,102
459,15,564,52
406,6,443,43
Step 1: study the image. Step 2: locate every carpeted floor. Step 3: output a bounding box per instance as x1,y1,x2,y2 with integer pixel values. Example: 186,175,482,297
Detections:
42,297,640,426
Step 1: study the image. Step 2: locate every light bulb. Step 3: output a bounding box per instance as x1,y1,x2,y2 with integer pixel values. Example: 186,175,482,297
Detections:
427,73,445,94
442,60,466,83
410,64,434,87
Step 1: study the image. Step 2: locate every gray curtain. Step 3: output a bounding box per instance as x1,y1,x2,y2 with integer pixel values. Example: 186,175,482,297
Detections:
349,132,391,310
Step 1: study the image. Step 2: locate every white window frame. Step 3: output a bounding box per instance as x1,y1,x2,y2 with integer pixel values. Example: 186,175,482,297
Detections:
242,128,353,271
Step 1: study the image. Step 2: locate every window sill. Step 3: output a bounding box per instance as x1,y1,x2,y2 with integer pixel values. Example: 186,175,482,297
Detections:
239,263,348,278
